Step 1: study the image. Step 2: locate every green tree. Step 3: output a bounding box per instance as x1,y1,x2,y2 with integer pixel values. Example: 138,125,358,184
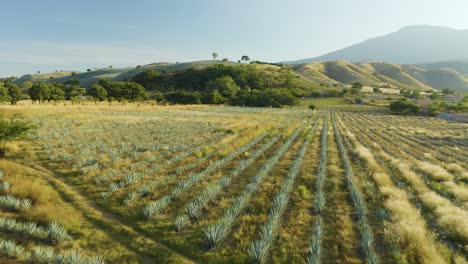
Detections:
87,84,108,101
212,52,218,60
0,83,10,102
99,81,147,101
29,83,50,102
48,85,65,101
63,85,86,100
241,55,250,63
5,82,22,104
206,76,241,98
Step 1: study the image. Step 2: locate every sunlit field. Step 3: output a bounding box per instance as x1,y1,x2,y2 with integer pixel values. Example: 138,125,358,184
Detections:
0,102,467,263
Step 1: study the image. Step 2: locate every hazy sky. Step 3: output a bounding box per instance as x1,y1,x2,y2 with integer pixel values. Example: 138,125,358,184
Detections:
1,0,468,77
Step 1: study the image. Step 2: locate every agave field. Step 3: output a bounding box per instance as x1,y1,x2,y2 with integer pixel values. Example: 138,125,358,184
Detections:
0,103,467,263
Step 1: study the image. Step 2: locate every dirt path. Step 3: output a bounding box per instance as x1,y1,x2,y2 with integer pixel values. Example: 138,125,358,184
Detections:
12,160,196,264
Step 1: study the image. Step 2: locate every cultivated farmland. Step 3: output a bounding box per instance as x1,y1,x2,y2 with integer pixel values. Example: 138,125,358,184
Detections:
0,103,467,264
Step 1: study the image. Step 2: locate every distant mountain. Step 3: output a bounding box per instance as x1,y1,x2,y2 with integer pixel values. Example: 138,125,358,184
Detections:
295,61,468,92
286,25,468,64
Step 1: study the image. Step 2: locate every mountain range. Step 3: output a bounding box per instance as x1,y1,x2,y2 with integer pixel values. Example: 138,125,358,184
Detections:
286,25,468,64
11,25,468,92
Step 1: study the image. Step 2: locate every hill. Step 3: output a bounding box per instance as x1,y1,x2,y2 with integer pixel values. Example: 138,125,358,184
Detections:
13,71,76,84
12,59,468,93
295,61,468,92
286,25,468,64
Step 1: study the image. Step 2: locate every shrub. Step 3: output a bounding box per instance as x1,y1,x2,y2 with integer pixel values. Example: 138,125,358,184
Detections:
389,99,420,115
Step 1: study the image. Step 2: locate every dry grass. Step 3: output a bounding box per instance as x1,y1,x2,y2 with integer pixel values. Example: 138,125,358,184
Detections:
337,122,448,263
416,161,453,181
387,157,468,242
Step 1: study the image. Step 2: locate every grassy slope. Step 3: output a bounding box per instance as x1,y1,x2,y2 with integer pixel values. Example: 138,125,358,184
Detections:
13,71,76,84
297,61,468,91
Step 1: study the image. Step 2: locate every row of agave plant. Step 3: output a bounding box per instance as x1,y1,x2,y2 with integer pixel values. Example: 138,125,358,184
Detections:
175,133,283,230
105,131,228,193
0,195,32,212
142,132,269,219
93,129,226,184
331,114,378,264
41,119,218,178
203,120,310,249
248,118,320,263
0,239,105,264
0,170,9,193
98,131,224,190
0,218,70,244
306,113,328,264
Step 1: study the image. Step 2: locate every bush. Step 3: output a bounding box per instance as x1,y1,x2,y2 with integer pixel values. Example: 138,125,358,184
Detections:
389,98,421,115
309,104,316,110
0,114,36,156
87,84,107,101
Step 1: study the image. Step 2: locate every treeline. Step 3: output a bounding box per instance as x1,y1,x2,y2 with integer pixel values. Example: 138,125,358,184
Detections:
2,64,313,107
130,64,299,107
10,79,147,103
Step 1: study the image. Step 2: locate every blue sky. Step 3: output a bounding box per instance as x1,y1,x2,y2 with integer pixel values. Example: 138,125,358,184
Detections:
1,0,468,77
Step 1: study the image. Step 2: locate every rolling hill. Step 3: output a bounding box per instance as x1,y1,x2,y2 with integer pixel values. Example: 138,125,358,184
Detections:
12,60,468,92
286,25,468,65
295,61,468,92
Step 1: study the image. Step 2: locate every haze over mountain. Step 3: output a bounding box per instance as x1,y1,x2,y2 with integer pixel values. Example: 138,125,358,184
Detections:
287,25,468,65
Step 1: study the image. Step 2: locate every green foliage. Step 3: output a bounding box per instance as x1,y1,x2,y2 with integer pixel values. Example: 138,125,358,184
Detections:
429,93,441,100
230,88,297,107
0,114,36,155
131,70,160,88
67,85,86,99
87,84,108,101
0,83,10,102
206,76,240,98
165,91,201,104
98,80,147,101
389,98,421,115
202,90,225,104
28,83,64,102
352,82,363,90
308,104,316,110
7,84,22,105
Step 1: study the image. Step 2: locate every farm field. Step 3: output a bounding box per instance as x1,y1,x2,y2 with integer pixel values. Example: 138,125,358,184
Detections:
0,103,467,264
